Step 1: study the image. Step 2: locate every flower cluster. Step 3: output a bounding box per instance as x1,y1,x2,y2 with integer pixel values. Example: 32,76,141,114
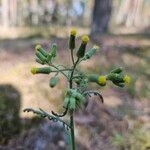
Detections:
25,29,131,150
30,29,131,111
88,67,131,88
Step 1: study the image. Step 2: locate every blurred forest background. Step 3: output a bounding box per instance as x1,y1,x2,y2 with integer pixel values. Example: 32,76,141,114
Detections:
0,0,150,150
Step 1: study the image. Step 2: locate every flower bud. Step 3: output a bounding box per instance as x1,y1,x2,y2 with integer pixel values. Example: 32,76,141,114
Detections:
50,43,57,58
110,67,123,74
35,44,48,57
83,45,99,60
63,96,70,109
107,73,124,83
46,43,57,63
35,58,44,65
35,51,47,62
76,35,89,58
49,76,58,88
88,74,107,86
75,92,86,104
82,35,89,43
46,54,52,63
31,67,52,75
71,90,86,103
69,29,76,50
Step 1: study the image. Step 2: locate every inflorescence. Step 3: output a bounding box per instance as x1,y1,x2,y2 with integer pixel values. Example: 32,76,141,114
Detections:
24,29,131,149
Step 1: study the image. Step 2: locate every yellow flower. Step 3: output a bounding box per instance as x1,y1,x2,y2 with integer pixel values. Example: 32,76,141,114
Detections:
31,67,37,75
123,75,131,85
35,44,41,51
70,29,77,36
82,35,89,43
98,76,106,86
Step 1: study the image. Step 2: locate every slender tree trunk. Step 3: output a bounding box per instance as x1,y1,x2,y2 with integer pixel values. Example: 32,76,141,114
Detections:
1,0,9,27
10,0,17,26
134,0,144,26
116,0,132,25
31,0,39,25
91,0,112,35
116,0,144,27
51,0,59,23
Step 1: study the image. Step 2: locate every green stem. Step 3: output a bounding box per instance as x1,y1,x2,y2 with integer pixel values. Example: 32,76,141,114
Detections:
70,113,75,150
51,64,69,79
70,58,80,84
52,69,72,72
71,49,75,65
69,58,79,150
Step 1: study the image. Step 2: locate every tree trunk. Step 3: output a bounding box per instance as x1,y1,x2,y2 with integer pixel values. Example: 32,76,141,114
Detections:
31,0,39,25
116,0,144,27
91,0,112,35
1,0,9,27
10,0,17,26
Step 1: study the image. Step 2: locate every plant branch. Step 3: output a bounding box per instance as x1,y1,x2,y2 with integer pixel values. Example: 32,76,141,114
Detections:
52,69,72,72
69,58,80,85
23,108,71,130
51,107,68,117
50,64,69,79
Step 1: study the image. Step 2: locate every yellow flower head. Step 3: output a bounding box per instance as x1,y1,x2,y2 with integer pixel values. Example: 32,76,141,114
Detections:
82,35,89,43
35,44,41,51
70,29,77,36
98,76,106,86
31,67,37,75
123,75,131,85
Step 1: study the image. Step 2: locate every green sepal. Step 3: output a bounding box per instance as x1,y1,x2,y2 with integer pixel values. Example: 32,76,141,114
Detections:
83,47,97,60
69,96,76,111
69,35,75,50
110,67,123,74
35,58,44,65
63,96,70,109
46,54,52,63
75,93,86,104
35,51,47,62
36,67,52,74
88,74,99,83
76,42,86,58
50,43,57,58
113,82,125,88
107,73,124,83
36,47,48,57
67,89,86,107
49,76,58,88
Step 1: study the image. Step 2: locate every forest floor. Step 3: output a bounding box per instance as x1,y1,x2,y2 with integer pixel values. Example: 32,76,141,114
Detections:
0,30,150,150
